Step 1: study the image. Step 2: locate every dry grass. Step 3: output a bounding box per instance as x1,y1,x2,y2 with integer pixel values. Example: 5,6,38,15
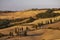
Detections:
0,10,47,19
0,9,60,40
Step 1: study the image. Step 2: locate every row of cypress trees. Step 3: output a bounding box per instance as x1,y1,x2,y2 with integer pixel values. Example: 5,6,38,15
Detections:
9,27,29,36
35,18,60,29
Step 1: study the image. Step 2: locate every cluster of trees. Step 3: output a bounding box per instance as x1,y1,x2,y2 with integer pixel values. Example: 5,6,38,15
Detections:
0,27,30,37
0,18,28,29
9,27,30,37
0,11,16,13
34,18,60,29
10,18,27,22
36,9,60,18
0,18,60,37
0,19,11,29
25,17,36,23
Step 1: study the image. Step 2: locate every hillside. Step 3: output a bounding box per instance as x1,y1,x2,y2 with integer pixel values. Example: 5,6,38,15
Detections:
0,9,60,19
0,21,60,40
0,8,60,40
0,9,47,19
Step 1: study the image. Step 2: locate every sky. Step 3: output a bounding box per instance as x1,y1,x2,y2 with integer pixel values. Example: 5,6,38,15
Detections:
0,0,60,11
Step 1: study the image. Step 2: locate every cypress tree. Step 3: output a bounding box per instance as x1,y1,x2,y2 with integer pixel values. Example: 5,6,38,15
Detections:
49,19,52,24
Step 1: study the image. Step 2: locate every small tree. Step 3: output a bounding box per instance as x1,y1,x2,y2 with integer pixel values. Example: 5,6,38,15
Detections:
58,18,60,21
46,9,53,13
54,19,57,23
15,28,18,34
24,30,27,36
15,28,20,36
21,27,23,31
26,27,29,31
23,27,29,36
45,21,49,24
38,23,41,26
41,21,44,25
9,32,14,36
37,23,42,28
34,25,38,29
49,19,52,24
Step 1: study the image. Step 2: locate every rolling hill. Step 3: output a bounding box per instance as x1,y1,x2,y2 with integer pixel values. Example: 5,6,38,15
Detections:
0,8,60,40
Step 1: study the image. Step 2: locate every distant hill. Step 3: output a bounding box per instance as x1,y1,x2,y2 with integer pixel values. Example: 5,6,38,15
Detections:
0,8,60,29
0,8,60,40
